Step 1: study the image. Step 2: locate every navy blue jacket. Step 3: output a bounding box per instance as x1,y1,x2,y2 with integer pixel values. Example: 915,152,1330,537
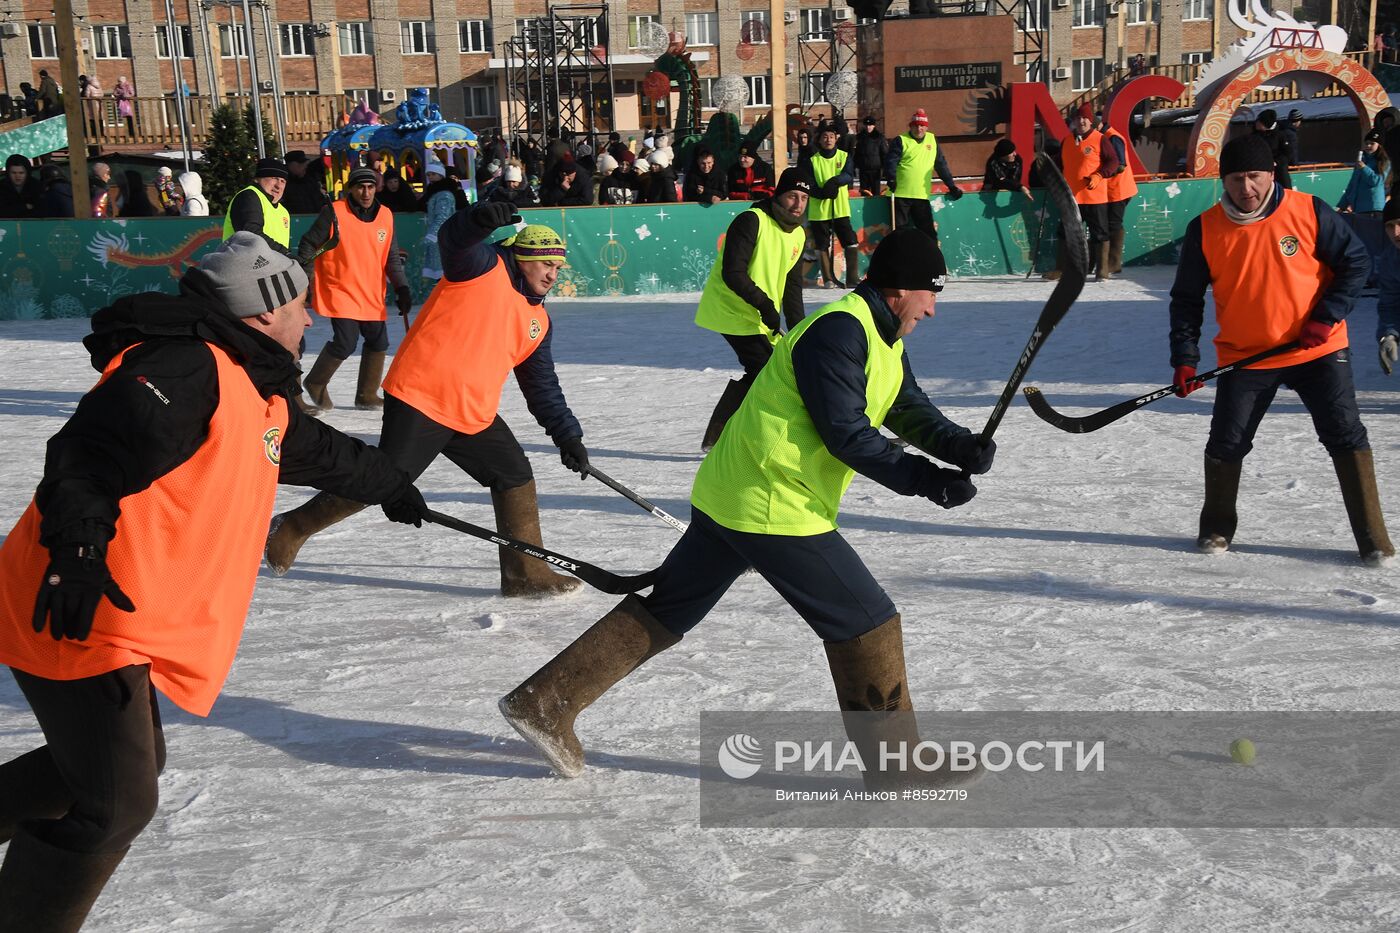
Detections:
1168,187,1370,368
791,283,971,498
435,210,582,444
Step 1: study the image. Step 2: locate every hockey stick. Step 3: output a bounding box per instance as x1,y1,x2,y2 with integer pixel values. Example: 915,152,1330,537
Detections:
1021,341,1301,434
976,151,1088,445
1024,191,1050,279
425,509,659,594
585,465,689,534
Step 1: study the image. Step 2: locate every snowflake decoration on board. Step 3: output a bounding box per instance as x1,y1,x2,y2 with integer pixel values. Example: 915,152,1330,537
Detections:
931,197,947,213
637,272,666,295
635,224,652,240
1165,182,1182,198
955,243,997,275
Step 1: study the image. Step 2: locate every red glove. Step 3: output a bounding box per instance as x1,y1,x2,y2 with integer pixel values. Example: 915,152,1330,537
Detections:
1173,365,1204,398
1298,318,1333,349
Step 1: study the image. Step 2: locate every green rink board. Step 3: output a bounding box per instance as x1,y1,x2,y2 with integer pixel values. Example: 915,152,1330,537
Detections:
0,169,1350,320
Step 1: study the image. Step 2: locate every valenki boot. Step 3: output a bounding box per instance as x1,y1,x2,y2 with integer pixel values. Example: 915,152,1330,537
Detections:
264,492,368,576
500,595,680,777
1331,448,1395,566
1108,228,1126,274
818,250,839,289
1094,240,1112,281
492,480,584,597
354,350,386,410
824,615,982,790
1197,455,1242,554
844,246,861,287
0,828,128,933
302,349,344,412
1042,240,1068,281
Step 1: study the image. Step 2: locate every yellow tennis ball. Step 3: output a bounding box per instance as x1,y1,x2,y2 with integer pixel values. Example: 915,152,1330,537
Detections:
1229,739,1256,765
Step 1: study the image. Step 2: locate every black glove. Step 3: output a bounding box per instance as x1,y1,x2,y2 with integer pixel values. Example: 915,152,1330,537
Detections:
886,178,896,194
395,285,413,318
559,437,589,477
469,201,517,232
946,434,996,475
32,543,135,642
920,467,977,510
947,186,964,202
819,180,843,199
760,306,782,333
382,483,429,527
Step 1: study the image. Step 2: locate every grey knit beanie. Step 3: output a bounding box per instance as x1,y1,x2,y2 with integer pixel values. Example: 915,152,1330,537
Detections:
188,232,308,318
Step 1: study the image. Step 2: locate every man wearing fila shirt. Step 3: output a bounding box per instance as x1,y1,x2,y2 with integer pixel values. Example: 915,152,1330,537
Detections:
1169,133,1392,565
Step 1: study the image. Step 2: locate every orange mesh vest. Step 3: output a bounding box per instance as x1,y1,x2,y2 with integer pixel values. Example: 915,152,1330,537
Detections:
1200,189,1346,369
312,200,393,321
1062,131,1108,205
382,258,550,434
0,344,288,716
1103,128,1139,202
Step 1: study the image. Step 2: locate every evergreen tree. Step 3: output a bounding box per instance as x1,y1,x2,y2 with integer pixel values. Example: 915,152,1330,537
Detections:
201,103,281,215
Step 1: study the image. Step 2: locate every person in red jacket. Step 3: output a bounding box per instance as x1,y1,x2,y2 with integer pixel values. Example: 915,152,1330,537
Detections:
1169,133,1392,565
0,234,426,930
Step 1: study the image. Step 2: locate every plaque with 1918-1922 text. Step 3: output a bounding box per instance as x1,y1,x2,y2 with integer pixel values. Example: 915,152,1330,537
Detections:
894,62,1002,93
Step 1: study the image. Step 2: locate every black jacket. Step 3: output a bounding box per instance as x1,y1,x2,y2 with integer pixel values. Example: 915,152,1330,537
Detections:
641,166,678,204
432,209,583,445
539,163,595,207
37,284,409,548
0,176,43,219
683,165,728,203
790,282,971,497
488,183,540,209
853,129,889,172
280,173,330,215
598,171,642,205
41,180,74,218
982,154,1025,192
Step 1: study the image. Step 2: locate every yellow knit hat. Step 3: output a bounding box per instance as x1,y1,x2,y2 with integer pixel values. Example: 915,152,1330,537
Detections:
509,224,566,261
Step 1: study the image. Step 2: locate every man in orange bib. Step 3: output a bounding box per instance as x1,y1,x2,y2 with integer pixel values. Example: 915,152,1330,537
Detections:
0,233,427,929
265,201,591,597
1169,134,1392,565
296,166,413,413
1060,104,1119,281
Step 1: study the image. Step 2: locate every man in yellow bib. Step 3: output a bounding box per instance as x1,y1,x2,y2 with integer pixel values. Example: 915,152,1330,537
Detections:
501,228,997,786
694,166,813,450
222,158,291,250
884,109,963,245
803,121,860,289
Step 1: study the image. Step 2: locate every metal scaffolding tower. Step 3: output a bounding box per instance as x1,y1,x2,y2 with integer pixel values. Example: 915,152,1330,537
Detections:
797,4,860,118
502,5,617,145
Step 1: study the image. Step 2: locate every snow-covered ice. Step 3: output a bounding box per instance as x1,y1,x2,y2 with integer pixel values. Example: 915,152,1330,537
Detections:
2,268,1399,931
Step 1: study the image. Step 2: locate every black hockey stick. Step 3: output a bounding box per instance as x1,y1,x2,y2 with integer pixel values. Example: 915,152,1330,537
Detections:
1024,192,1050,279
1021,341,1301,434
977,151,1088,444
585,465,689,534
425,509,659,594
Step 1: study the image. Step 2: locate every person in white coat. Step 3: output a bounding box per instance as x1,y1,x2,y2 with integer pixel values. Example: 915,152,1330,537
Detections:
178,171,208,217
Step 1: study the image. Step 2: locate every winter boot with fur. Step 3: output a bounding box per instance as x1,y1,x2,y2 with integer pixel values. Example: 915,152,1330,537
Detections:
1196,455,1242,554
354,350,386,410
1094,240,1112,282
844,246,861,288
302,349,344,412
701,379,750,452
500,595,680,777
1108,228,1126,274
0,827,127,933
264,492,368,576
818,251,839,289
824,615,982,790
1331,449,1395,566
492,480,584,597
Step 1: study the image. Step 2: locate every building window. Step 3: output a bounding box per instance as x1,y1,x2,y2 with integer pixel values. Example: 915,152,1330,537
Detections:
696,76,717,109
1024,59,1047,83
1021,0,1048,31
92,24,132,60
1071,57,1103,91
744,75,770,107
345,88,376,110
28,24,58,59
1182,50,1211,64
464,84,497,117
1183,0,1212,20
156,24,194,59
800,8,830,41
684,12,718,47
219,23,249,58
740,10,769,43
460,19,492,53
402,21,435,55
1123,0,1156,25
627,14,657,49
279,24,313,57
338,22,373,57
801,72,829,105
1072,0,1104,28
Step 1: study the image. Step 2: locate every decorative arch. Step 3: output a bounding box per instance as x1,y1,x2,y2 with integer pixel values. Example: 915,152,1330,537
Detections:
1187,49,1392,177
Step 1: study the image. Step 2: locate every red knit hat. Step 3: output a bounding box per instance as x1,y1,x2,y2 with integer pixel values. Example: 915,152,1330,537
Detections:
910,109,929,127
1075,103,1094,121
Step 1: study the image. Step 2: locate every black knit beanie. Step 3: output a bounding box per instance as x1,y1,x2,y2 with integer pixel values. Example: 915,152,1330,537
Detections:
1219,134,1275,177
866,228,947,292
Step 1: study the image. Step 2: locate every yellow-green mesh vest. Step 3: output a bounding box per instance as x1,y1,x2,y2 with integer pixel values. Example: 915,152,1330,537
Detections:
807,148,851,221
894,132,938,200
694,206,805,340
691,291,906,536
222,184,291,249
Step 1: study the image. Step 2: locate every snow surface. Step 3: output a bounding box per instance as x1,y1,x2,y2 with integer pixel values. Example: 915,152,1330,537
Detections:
2,268,1399,931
